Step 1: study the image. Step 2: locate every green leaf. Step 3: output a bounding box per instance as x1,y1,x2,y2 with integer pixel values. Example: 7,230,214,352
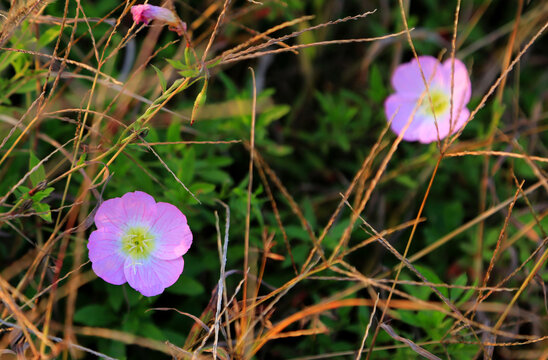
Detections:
38,26,61,48
138,323,164,341
259,104,290,126
32,202,51,222
179,147,195,184
179,68,200,78
415,264,449,298
74,305,113,327
31,187,54,203
367,64,387,103
29,152,46,187
107,288,124,312
449,273,467,302
165,58,185,70
189,182,215,195
166,275,204,295
166,120,181,142
15,186,31,197
199,169,229,184
151,65,167,92
395,175,418,189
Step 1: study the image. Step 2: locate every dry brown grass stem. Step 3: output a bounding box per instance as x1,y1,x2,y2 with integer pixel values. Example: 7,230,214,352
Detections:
448,18,548,147
0,0,51,47
445,150,548,163
72,325,196,357
220,30,410,65
221,11,376,62
218,15,314,60
343,199,483,345
356,294,379,359
201,0,232,66
393,180,543,270
252,148,324,263
255,146,297,275
240,67,258,358
302,113,393,272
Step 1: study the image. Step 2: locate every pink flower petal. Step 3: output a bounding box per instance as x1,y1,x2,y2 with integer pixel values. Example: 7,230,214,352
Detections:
450,107,470,136
131,5,148,24
441,58,472,108
144,6,177,23
151,202,193,260
416,112,451,144
124,257,184,297
88,228,121,261
120,191,157,227
94,197,127,230
385,94,426,142
88,231,126,285
130,4,183,35
391,56,444,95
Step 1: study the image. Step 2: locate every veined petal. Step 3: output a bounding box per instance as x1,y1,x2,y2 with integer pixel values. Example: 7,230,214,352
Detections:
441,58,472,108
391,56,444,95
124,257,184,297
88,234,126,285
385,94,425,142
151,202,193,260
94,197,127,230
91,255,127,285
88,228,122,262
416,112,451,144
120,191,157,227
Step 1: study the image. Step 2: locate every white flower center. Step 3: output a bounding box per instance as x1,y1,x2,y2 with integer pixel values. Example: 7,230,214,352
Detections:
121,226,155,260
420,89,450,118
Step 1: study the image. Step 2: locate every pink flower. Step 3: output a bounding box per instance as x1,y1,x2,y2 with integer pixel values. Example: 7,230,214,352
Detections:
384,56,471,143
131,4,186,36
88,191,192,297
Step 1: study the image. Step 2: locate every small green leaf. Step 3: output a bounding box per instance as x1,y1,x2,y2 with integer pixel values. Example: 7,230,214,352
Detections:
77,154,86,165
165,58,185,70
189,182,215,195
107,285,125,312
166,121,181,142
29,152,46,187
138,323,164,341
38,26,61,48
167,275,204,295
74,305,113,327
32,202,52,222
15,186,31,197
367,64,387,103
450,273,468,302
151,65,167,92
395,175,418,189
259,105,290,126
31,187,54,202
179,68,200,78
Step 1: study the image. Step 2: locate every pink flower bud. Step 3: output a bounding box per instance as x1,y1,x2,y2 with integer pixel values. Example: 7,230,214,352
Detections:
131,4,186,36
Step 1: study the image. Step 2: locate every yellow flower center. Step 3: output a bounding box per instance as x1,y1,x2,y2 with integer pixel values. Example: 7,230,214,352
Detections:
121,226,155,260
420,90,450,118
